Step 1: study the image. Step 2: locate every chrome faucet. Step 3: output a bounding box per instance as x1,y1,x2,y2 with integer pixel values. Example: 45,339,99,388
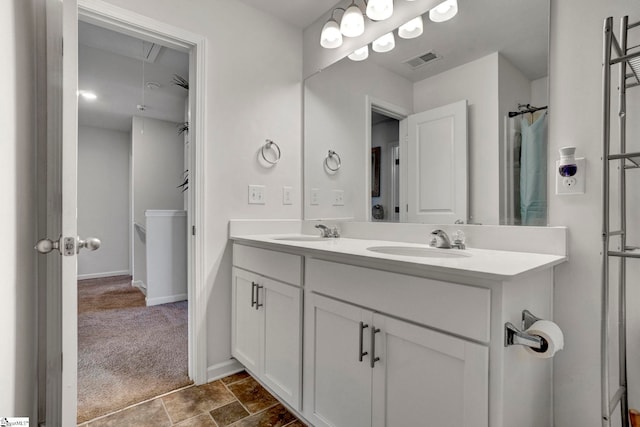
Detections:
429,229,452,248
429,229,466,249
315,224,340,238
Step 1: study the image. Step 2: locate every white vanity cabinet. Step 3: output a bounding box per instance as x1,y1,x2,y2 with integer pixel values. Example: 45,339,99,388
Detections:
306,292,488,427
304,260,489,427
231,244,303,410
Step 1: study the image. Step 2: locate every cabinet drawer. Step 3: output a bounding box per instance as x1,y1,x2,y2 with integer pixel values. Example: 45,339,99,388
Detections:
233,244,302,286
306,258,491,342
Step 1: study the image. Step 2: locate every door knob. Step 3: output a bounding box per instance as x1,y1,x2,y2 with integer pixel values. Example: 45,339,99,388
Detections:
77,237,101,253
34,238,60,254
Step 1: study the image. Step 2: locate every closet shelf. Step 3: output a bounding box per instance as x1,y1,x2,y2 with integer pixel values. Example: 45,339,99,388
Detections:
607,151,640,168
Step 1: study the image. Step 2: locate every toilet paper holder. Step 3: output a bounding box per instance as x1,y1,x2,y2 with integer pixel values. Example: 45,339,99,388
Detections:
504,310,548,352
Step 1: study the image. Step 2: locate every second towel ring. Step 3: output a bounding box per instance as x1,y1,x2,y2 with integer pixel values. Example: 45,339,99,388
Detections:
261,139,281,165
324,150,341,172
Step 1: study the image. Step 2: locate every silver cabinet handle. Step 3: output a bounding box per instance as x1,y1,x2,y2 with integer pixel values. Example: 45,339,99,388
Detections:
256,285,264,310
359,322,369,362
251,282,257,308
370,326,381,368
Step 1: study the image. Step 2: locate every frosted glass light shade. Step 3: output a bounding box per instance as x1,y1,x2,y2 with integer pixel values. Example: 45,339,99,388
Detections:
398,16,423,39
372,32,395,53
429,0,458,22
348,45,369,61
341,4,365,37
366,0,393,21
321,19,343,48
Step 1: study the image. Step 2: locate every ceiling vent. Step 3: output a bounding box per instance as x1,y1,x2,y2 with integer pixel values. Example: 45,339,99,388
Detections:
404,51,441,70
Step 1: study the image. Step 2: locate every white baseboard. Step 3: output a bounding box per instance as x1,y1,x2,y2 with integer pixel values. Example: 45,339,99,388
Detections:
132,280,147,295
146,293,187,306
77,270,130,280
207,359,244,383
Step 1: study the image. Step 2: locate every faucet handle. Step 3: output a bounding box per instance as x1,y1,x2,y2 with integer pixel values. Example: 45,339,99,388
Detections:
452,230,466,249
331,227,340,238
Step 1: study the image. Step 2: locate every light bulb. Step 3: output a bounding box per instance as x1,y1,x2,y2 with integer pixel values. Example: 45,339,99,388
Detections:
341,3,365,37
429,0,458,22
348,45,369,61
372,32,395,53
321,19,343,48
398,16,423,39
366,0,393,21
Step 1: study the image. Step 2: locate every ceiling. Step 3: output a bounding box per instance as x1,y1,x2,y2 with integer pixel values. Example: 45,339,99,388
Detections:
78,21,189,132
237,0,338,29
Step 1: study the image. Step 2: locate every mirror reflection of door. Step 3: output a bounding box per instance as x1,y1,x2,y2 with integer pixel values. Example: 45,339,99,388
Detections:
371,111,400,222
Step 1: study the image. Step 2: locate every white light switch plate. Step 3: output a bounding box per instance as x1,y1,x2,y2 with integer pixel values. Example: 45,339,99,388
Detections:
283,186,293,205
332,189,344,206
310,188,320,205
248,185,265,204
555,158,585,195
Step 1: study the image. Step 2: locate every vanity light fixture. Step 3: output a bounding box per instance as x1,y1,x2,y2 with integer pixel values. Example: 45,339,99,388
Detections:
429,0,458,22
348,45,369,61
372,32,395,53
398,16,423,39
366,0,393,21
341,1,365,37
320,13,343,48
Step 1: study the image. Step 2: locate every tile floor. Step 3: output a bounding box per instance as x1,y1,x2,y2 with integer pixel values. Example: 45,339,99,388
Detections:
78,371,307,427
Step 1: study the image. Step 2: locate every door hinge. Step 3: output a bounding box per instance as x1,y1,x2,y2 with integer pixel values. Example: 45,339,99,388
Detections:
192,225,196,236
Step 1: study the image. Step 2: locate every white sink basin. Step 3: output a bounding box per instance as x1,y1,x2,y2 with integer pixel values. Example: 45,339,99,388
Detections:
366,245,471,258
273,235,328,242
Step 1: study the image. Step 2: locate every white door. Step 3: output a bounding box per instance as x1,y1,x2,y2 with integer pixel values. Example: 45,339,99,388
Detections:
40,0,80,425
261,278,302,410
371,313,489,427
305,293,372,427
231,268,262,373
403,100,468,223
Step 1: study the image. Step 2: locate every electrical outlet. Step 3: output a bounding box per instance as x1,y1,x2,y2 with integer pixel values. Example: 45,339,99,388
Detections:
555,158,585,195
310,188,320,205
283,186,293,205
248,185,265,204
332,189,344,206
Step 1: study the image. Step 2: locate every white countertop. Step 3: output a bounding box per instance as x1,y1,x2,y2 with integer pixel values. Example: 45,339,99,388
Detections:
231,234,567,281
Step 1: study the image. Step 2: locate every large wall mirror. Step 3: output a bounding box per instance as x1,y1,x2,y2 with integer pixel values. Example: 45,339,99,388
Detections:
304,0,550,226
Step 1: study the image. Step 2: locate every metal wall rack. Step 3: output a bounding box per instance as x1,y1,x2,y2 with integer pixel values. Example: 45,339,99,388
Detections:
602,15,640,427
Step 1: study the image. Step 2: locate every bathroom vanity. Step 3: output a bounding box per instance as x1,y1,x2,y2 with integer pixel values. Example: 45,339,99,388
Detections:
230,222,566,427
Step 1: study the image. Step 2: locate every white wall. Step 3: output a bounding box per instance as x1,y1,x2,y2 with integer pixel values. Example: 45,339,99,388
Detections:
77,126,131,279
414,53,500,225
131,116,184,288
531,76,549,108
305,58,413,220
0,0,37,421
549,2,640,426
100,0,303,370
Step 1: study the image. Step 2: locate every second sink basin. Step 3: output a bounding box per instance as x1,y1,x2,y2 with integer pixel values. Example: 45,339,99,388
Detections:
366,245,471,258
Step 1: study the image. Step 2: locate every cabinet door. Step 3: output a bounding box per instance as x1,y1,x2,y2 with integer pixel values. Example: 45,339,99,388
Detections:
304,293,372,427
261,278,302,410
231,268,262,373
371,313,488,427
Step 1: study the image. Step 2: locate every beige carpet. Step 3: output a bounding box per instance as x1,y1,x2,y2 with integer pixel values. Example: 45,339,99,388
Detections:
77,275,192,423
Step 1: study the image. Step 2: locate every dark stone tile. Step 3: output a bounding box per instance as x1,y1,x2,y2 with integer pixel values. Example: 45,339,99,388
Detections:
220,370,251,385
173,413,217,427
284,421,307,427
87,398,171,427
233,404,296,427
210,401,250,426
162,381,236,423
226,377,278,414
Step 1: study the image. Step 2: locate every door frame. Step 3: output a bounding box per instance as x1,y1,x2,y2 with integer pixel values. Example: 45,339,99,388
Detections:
42,0,208,423
78,0,208,383
365,96,410,222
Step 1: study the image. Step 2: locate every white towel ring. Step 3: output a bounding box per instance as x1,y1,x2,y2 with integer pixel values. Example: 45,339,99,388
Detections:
261,139,281,165
324,150,341,172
